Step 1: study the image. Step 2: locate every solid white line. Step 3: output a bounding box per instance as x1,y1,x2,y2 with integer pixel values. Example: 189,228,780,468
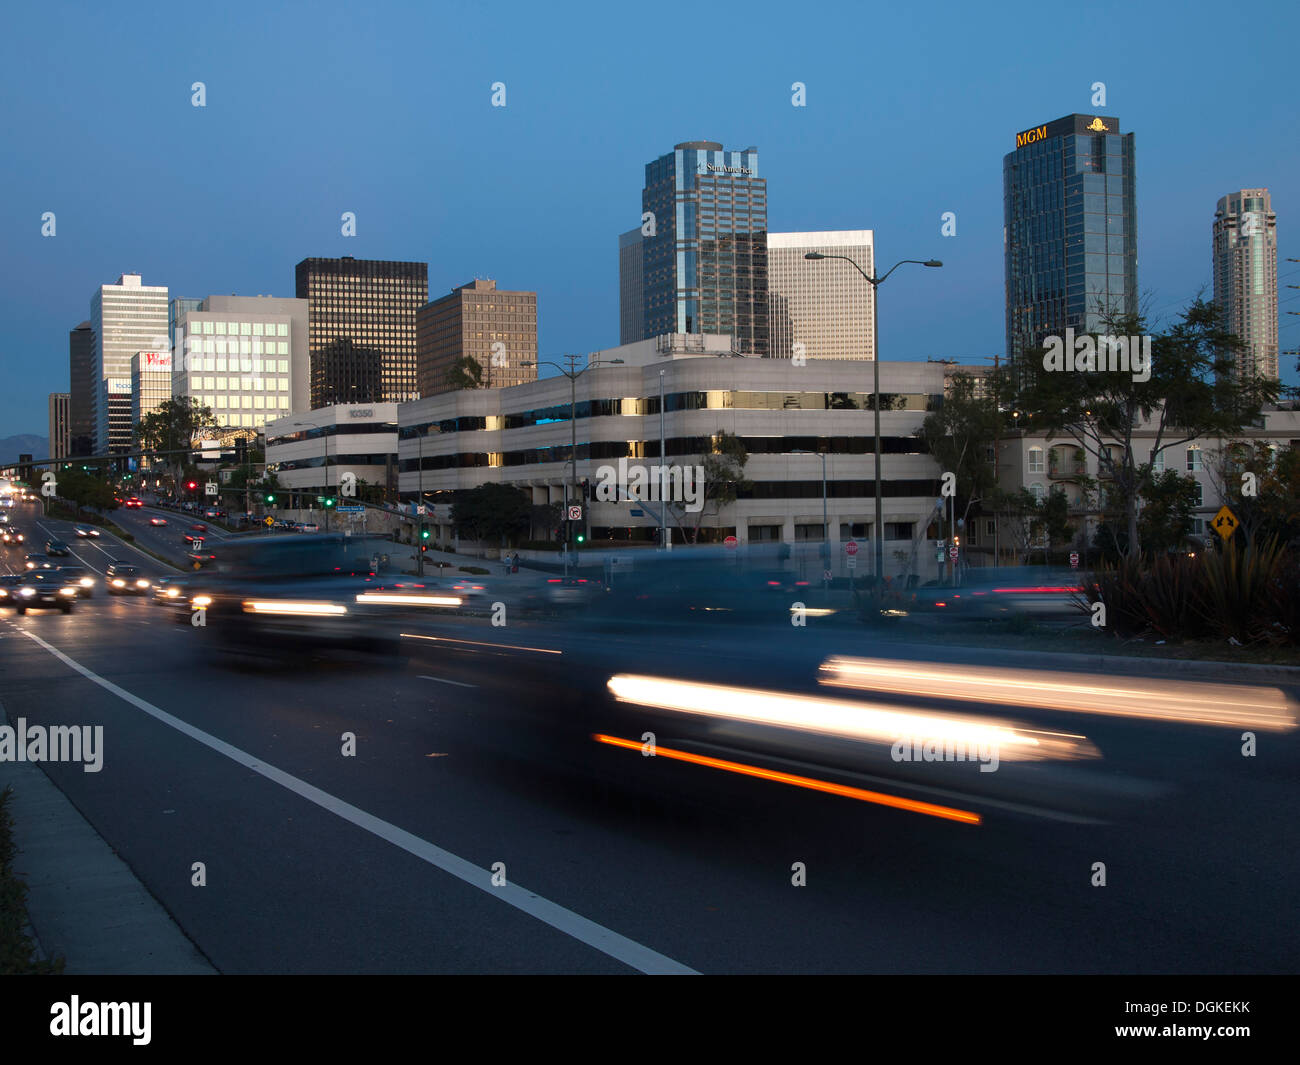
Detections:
418,674,478,688
17,628,696,975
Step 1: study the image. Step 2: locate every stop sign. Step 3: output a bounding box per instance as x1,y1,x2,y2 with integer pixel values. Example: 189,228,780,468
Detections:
845,540,859,556
724,535,738,549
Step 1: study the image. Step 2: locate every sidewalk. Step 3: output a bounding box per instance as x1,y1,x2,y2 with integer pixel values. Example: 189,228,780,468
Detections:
0,723,216,974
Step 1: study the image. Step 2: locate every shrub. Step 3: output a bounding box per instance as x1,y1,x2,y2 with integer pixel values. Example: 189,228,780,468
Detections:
459,566,490,575
1196,537,1288,645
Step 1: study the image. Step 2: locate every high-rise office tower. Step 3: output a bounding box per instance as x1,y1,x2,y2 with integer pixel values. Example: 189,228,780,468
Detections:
68,321,95,456
619,228,646,345
90,274,169,454
1004,114,1137,365
767,231,875,360
632,141,769,354
48,393,70,461
170,297,203,358
1213,189,1278,381
173,295,310,435
131,352,173,427
295,257,427,408
415,279,538,396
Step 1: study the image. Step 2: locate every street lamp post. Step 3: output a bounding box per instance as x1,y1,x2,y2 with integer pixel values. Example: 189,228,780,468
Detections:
522,355,624,576
804,253,942,600
416,425,426,576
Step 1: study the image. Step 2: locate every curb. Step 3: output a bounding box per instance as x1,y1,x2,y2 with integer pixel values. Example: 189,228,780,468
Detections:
0,698,217,975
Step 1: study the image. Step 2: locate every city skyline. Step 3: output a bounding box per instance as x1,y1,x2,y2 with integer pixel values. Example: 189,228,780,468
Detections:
4,2,1299,437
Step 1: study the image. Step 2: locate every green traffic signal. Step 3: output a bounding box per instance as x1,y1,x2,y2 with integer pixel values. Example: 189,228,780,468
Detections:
421,528,431,540
576,533,585,544
265,494,275,503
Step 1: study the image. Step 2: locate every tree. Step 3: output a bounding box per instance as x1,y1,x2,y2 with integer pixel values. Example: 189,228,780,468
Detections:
135,399,219,491
996,298,1279,560
917,372,1002,546
1136,471,1198,553
53,466,119,515
447,356,485,391
1207,442,1300,548
668,431,751,541
451,484,531,546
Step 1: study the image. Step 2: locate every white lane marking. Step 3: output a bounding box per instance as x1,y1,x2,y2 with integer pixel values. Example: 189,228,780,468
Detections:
17,628,696,975
418,674,478,688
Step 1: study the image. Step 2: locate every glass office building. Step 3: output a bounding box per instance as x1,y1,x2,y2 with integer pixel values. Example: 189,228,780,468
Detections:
1213,189,1278,382
90,273,169,454
1003,114,1137,365
635,141,769,355
295,256,428,408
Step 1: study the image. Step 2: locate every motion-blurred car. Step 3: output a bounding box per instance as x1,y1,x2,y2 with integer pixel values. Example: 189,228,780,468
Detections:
24,552,54,570
74,524,101,538
56,565,96,598
152,575,191,605
45,539,71,557
906,577,1085,619
0,573,24,606
194,533,410,660
124,497,144,508
187,550,217,568
2,529,25,546
13,572,77,614
149,516,168,526
191,523,208,532
106,562,150,594
544,575,604,608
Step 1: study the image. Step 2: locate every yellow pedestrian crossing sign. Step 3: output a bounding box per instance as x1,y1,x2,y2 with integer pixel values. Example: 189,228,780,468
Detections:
1211,505,1238,541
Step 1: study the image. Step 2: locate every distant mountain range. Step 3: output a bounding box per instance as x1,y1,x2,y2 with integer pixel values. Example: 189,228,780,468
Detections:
0,434,49,465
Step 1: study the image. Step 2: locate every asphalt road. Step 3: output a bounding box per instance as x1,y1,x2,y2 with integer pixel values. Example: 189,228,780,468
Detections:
1,512,1296,975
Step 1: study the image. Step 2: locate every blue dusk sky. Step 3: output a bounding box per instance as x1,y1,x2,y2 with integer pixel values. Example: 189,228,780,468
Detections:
1,0,1297,436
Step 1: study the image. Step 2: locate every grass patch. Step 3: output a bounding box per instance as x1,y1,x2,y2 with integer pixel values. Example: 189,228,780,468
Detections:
0,786,64,974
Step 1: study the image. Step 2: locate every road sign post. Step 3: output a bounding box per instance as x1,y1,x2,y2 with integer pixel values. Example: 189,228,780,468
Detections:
1212,505,1239,542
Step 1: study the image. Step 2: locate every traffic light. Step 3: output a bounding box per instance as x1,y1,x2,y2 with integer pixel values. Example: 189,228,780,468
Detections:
576,532,585,544
323,497,335,508
186,480,198,492
265,493,275,504
421,528,431,540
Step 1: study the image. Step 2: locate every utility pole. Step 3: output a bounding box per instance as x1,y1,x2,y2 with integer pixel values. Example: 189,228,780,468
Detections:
522,354,624,576
659,368,667,551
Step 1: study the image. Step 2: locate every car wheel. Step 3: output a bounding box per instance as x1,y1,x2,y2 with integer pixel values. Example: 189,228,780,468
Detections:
15,606,25,615
61,603,72,614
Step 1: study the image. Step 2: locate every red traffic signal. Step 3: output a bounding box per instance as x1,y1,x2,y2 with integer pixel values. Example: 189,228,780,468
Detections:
187,481,198,491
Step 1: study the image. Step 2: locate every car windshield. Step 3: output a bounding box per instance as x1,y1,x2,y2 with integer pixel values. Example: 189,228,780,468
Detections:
112,566,139,576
